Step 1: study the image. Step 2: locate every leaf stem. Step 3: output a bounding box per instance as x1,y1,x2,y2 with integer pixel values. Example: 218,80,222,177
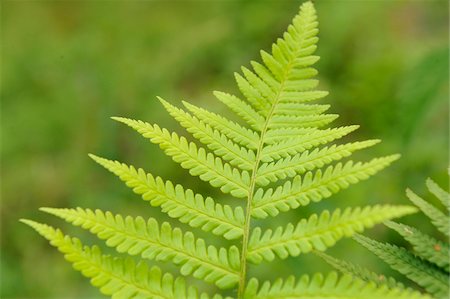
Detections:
237,71,291,298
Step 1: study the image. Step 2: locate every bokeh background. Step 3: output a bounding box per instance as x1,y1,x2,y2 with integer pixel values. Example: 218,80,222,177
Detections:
1,0,448,298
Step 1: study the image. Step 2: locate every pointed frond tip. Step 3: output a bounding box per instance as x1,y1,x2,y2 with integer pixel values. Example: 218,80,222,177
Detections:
39,207,241,289
20,220,228,299
88,153,245,240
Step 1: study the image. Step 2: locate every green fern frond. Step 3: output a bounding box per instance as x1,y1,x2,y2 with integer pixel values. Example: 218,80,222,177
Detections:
243,272,430,299
252,156,400,219
234,72,271,115
89,154,245,240
314,251,404,289
159,97,256,171
260,126,361,161
182,101,260,150
213,91,265,132
247,205,416,263
426,178,450,212
40,207,240,289
24,2,418,298
20,220,226,299
263,125,358,144
273,102,330,116
354,234,449,298
406,188,449,237
340,176,450,299
255,140,380,186
385,221,449,272
267,113,339,129
112,117,250,198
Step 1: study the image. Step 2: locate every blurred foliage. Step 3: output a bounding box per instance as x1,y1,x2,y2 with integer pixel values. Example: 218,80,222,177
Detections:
1,0,448,298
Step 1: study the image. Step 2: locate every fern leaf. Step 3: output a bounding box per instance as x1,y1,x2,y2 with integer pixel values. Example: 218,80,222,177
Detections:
247,205,416,263
354,234,449,298
159,98,256,171
256,140,380,186
252,156,400,219
277,90,329,104
23,2,410,297
314,251,404,289
243,272,430,299
426,178,450,212
406,188,449,237
239,65,277,108
233,1,323,118
40,208,241,289
263,127,317,144
268,113,338,129
112,117,250,198
247,61,280,95
89,155,244,240
182,101,259,150
260,126,361,162
273,102,330,117
384,221,449,272
214,91,265,131
21,220,226,299
264,125,358,145
234,72,272,115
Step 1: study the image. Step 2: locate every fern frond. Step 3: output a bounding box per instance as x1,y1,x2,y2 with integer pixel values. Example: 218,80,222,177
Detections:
384,221,449,272
255,140,380,186
252,156,400,219
40,208,241,289
277,90,329,104
159,98,256,171
234,72,272,115
20,220,226,299
267,113,338,130
112,117,250,198
264,125,358,145
214,91,265,131
406,188,449,237
354,234,449,298
426,178,450,212
243,272,430,299
89,155,244,240
231,0,325,120
23,2,411,297
247,205,416,263
314,251,404,289
260,126,361,162
273,102,330,117
182,101,259,150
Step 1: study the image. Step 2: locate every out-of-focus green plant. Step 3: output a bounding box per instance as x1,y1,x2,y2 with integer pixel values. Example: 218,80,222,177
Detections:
21,2,431,298
354,176,449,299
319,175,449,299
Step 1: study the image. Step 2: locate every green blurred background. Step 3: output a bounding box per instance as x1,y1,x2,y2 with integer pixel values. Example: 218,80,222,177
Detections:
1,0,448,298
